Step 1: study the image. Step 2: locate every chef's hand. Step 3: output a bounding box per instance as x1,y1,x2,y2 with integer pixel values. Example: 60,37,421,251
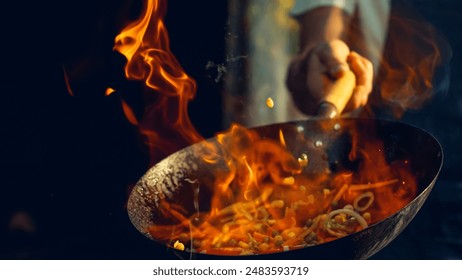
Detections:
286,39,373,115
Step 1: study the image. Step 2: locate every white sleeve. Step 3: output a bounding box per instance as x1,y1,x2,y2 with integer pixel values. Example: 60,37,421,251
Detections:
290,0,356,16
290,0,391,72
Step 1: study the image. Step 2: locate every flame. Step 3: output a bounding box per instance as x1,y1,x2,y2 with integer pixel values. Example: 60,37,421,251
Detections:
105,87,116,96
121,99,139,126
114,0,202,164
114,0,425,255
278,129,286,147
147,121,417,255
62,66,74,97
371,6,452,117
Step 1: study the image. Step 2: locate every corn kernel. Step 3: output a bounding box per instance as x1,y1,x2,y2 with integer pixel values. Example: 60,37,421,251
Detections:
282,176,295,185
271,200,285,208
173,240,185,251
266,97,275,108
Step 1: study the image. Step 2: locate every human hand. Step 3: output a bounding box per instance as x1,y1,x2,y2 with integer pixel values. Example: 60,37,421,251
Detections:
286,40,373,116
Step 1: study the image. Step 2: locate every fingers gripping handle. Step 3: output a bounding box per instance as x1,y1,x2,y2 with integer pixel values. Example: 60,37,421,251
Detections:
316,70,356,118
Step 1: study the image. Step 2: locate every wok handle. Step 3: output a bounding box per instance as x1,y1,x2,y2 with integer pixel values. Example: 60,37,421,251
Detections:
316,70,356,118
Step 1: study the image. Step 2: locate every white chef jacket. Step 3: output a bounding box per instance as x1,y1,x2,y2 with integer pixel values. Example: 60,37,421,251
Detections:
291,0,391,71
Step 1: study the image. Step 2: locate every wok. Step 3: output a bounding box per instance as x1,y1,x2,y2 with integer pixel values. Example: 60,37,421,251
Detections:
127,117,443,259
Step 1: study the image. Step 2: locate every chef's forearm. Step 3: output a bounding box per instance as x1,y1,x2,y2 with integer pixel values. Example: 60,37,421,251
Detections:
296,7,351,53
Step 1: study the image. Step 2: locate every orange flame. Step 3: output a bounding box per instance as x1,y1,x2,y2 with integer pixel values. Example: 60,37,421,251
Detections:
114,0,202,164
372,6,451,117
105,87,116,96
147,122,416,255
115,0,424,256
62,66,74,97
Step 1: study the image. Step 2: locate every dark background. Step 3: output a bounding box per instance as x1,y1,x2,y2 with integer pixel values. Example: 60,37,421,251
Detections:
0,0,461,259
0,0,227,259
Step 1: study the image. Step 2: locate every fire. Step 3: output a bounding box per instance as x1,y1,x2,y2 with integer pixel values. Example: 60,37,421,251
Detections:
113,1,441,256
105,87,116,96
114,0,202,165
146,121,417,255
62,66,74,97
372,6,451,117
